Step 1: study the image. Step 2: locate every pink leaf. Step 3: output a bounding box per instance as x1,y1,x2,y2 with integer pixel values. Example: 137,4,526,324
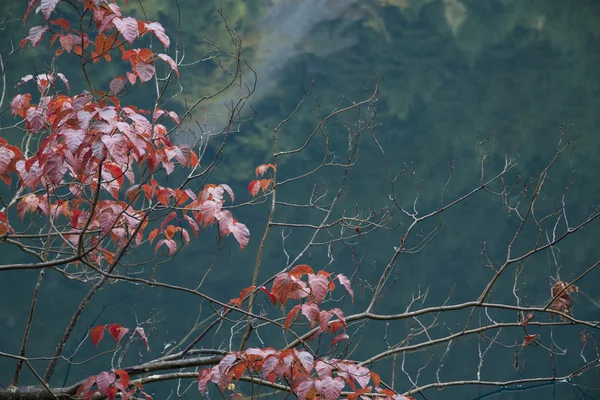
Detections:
10,94,31,116
21,25,48,48
157,53,178,77
198,369,213,393
135,62,155,83
319,310,334,333
316,376,345,400
315,360,333,378
113,17,139,44
110,76,127,94
155,239,177,255
0,147,15,175
40,0,60,19
62,128,85,153
95,371,115,394
295,350,314,373
295,379,314,400
135,327,150,351
330,332,349,346
308,274,329,304
301,303,320,328
44,152,63,185
231,221,250,249
336,274,354,303
56,73,69,91
145,22,170,48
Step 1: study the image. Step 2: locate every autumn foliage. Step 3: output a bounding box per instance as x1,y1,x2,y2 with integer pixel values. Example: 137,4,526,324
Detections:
2,1,598,400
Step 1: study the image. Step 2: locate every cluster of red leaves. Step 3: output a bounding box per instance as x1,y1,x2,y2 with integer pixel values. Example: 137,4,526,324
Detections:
77,369,151,400
89,323,149,351
204,267,416,400
549,280,578,320
22,0,177,86
2,0,250,260
198,348,414,400
248,163,275,196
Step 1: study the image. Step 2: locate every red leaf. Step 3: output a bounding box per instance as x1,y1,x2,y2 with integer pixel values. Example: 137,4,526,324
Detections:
521,313,534,327
156,189,171,206
49,18,69,30
521,334,540,349
260,286,277,305
90,325,106,347
114,369,130,391
135,327,150,351
108,323,129,344
248,180,261,196
284,305,301,330
271,273,292,306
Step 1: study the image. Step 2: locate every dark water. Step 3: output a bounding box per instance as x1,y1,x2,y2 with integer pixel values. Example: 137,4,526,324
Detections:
0,1,599,399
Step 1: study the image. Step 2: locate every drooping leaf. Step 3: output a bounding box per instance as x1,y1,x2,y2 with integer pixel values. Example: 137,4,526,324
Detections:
522,334,540,349
145,22,170,48
284,305,302,330
260,286,277,305
157,54,179,77
135,327,150,351
231,221,250,249
336,274,354,303
330,332,349,346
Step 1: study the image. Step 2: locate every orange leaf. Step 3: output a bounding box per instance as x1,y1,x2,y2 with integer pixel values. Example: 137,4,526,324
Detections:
90,325,105,347
289,264,314,278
